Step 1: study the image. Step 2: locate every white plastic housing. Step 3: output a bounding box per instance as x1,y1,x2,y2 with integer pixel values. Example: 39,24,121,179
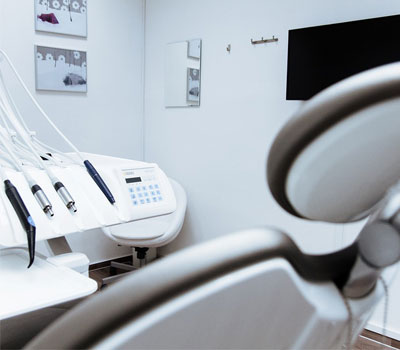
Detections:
47,253,90,276
0,248,97,320
0,153,177,247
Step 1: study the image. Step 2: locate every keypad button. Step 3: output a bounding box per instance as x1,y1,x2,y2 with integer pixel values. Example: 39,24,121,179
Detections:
136,187,141,192
129,188,133,193
133,200,138,206
146,198,151,203
158,196,163,201
149,185,154,190
151,191,155,196
140,199,145,204
153,197,157,202
156,190,161,195
144,192,149,197
138,193,143,198
154,184,159,189
131,194,136,199
142,186,147,191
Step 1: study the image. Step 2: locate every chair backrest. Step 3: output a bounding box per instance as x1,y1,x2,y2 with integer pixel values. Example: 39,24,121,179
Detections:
26,227,378,349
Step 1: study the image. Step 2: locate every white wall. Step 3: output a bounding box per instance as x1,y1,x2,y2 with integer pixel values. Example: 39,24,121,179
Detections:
144,0,400,339
0,0,145,263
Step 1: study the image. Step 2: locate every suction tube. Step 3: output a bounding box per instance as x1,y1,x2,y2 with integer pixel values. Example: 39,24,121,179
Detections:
4,180,36,268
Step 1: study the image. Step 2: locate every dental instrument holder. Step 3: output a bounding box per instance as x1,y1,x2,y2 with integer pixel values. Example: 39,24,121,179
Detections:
268,62,400,299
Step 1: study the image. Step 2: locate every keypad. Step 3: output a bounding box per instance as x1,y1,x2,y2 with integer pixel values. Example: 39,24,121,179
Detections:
128,183,164,207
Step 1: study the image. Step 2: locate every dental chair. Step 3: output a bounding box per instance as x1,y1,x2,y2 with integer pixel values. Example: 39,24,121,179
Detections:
25,62,400,349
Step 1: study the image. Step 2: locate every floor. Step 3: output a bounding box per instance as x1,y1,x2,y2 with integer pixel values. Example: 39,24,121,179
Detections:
356,330,400,350
89,261,400,350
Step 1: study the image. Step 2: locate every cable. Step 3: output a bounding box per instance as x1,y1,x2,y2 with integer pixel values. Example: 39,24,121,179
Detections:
341,293,353,350
0,71,77,212
378,276,389,340
0,79,65,167
0,71,68,167
0,49,116,205
0,86,56,176
0,122,54,217
0,50,85,161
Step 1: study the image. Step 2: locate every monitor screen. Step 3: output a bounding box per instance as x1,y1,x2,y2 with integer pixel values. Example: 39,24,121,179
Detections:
286,14,400,100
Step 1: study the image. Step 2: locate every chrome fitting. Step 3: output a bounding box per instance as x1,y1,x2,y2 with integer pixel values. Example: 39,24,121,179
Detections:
31,185,54,217
54,182,77,213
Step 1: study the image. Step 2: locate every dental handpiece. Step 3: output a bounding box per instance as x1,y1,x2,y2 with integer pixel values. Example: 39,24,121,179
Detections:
4,180,36,268
84,160,115,205
54,181,77,212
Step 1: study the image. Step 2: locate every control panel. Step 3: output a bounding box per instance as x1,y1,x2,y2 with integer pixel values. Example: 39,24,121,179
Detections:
123,167,164,207
120,166,176,221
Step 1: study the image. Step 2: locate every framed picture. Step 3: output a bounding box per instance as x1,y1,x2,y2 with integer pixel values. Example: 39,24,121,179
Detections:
35,46,87,92
187,68,200,103
188,39,201,59
35,0,87,37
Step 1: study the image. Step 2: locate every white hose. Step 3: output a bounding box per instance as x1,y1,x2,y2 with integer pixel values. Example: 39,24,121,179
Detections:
0,70,68,167
0,100,59,182
0,49,85,163
0,130,35,186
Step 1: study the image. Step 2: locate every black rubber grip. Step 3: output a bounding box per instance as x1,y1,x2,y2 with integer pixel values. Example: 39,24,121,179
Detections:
31,184,42,195
54,182,64,191
4,180,36,268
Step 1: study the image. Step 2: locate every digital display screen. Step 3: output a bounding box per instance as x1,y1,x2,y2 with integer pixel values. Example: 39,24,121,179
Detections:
286,14,400,100
125,177,142,184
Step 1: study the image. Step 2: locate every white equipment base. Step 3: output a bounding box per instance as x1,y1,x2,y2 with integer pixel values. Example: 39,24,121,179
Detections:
0,248,97,321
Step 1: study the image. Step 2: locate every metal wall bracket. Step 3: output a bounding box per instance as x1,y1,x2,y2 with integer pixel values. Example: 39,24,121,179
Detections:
251,36,278,45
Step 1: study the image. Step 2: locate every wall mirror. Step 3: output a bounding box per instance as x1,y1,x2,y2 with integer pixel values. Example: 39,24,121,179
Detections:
165,39,202,107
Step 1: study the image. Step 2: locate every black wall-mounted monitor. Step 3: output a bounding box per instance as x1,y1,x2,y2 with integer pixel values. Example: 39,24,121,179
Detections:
286,14,400,100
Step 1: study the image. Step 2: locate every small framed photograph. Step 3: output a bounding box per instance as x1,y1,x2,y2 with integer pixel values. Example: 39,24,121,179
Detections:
35,0,87,37
188,39,201,59
35,46,87,92
187,68,200,103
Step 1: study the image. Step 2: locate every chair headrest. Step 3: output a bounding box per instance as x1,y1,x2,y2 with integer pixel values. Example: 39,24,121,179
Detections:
268,62,400,223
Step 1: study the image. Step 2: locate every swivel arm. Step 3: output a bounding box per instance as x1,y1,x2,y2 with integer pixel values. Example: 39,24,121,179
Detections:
343,187,400,298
